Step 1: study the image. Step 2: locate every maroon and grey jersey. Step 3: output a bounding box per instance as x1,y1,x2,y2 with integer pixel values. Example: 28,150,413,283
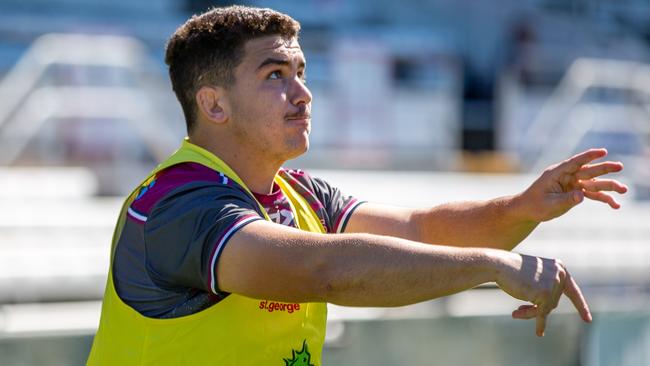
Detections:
112,163,364,318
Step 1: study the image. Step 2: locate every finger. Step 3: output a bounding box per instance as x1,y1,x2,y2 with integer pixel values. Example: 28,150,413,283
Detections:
575,162,624,180
512,304,538,320
558,149,608,173
580,179,628,194
563,273,592,323
536,311,547,337
583,190,621,209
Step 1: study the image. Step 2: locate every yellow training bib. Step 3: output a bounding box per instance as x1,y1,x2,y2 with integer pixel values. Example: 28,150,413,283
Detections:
87,139,327,365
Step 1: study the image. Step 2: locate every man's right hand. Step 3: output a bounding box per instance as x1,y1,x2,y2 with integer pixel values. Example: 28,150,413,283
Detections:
493,252,592,337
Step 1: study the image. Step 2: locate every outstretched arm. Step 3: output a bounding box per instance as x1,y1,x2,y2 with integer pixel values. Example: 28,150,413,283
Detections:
218,220,591,337
345,148,627,250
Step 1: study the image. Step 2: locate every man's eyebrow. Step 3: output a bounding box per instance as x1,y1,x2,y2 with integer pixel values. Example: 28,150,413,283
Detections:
256,57,306,70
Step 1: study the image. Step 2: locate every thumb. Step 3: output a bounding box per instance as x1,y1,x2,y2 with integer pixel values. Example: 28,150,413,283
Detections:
512,304,538,320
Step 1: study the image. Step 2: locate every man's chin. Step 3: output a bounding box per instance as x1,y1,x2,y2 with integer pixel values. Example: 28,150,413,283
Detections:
285,139,309,161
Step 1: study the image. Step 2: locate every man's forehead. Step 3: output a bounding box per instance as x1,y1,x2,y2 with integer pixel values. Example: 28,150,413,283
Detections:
244,36,304,61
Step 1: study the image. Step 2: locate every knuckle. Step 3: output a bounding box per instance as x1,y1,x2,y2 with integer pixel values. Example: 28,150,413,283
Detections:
559,174,568,184
543,165,558,175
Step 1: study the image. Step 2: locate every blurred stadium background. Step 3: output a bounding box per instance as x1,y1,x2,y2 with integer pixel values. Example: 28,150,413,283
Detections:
0,0,649,365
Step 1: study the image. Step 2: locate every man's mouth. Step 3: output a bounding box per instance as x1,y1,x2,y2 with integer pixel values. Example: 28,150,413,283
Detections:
286,106,310,122
286,115,310,121
285,115,311,133
285,112,311,128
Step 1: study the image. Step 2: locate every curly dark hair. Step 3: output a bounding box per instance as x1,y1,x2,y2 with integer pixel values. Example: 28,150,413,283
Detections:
165,5,301,132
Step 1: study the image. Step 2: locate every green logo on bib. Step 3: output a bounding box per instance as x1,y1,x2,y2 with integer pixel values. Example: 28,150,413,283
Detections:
284,339,313,366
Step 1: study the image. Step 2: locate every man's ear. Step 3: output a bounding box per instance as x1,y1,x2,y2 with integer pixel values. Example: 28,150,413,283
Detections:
196,86,230,124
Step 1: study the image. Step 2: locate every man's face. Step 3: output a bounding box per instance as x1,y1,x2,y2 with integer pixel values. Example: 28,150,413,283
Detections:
226,35,311,163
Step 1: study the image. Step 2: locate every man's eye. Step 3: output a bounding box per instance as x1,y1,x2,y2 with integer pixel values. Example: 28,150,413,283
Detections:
268,71,282,80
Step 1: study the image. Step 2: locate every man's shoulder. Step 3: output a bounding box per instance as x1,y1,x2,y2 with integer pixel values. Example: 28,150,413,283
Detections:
129,162,237,219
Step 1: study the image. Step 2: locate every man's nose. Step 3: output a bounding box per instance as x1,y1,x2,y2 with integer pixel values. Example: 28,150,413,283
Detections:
290,76,312,107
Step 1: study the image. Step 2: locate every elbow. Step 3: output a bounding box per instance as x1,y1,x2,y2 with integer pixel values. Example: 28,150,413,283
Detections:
304,234,370,305
270,233,340,303
281,232,378,305
407,209,426,243
303,251,339,303
299,238,351,304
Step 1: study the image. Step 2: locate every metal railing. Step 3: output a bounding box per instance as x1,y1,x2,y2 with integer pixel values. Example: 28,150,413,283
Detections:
0,33,179,166
518,58,650,172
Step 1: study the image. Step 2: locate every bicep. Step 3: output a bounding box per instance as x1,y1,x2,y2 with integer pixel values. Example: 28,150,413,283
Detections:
343,202,419,240
216,220,329,303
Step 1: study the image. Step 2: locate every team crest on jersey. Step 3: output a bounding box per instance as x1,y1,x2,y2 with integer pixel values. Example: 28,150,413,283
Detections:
135,176,157,200
283,340,313,366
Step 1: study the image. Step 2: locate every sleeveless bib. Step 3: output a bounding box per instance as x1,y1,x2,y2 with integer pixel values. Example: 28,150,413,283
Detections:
87,139,327,365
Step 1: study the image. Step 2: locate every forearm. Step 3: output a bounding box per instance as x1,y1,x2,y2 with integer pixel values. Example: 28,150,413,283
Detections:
411,194,539,250
316,233,503,307
219,221,506,307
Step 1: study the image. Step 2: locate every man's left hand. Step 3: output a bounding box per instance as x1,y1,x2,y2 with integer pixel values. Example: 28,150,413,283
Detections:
519,148,627,223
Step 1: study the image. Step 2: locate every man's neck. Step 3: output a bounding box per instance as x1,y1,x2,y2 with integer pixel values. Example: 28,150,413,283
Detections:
188,135,281,195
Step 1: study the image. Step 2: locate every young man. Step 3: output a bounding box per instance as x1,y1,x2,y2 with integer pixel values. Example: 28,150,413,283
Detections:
87,5,627,365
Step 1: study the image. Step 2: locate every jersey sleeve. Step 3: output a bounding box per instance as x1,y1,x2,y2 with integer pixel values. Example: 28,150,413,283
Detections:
307,175,366,234
143,182,264,296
